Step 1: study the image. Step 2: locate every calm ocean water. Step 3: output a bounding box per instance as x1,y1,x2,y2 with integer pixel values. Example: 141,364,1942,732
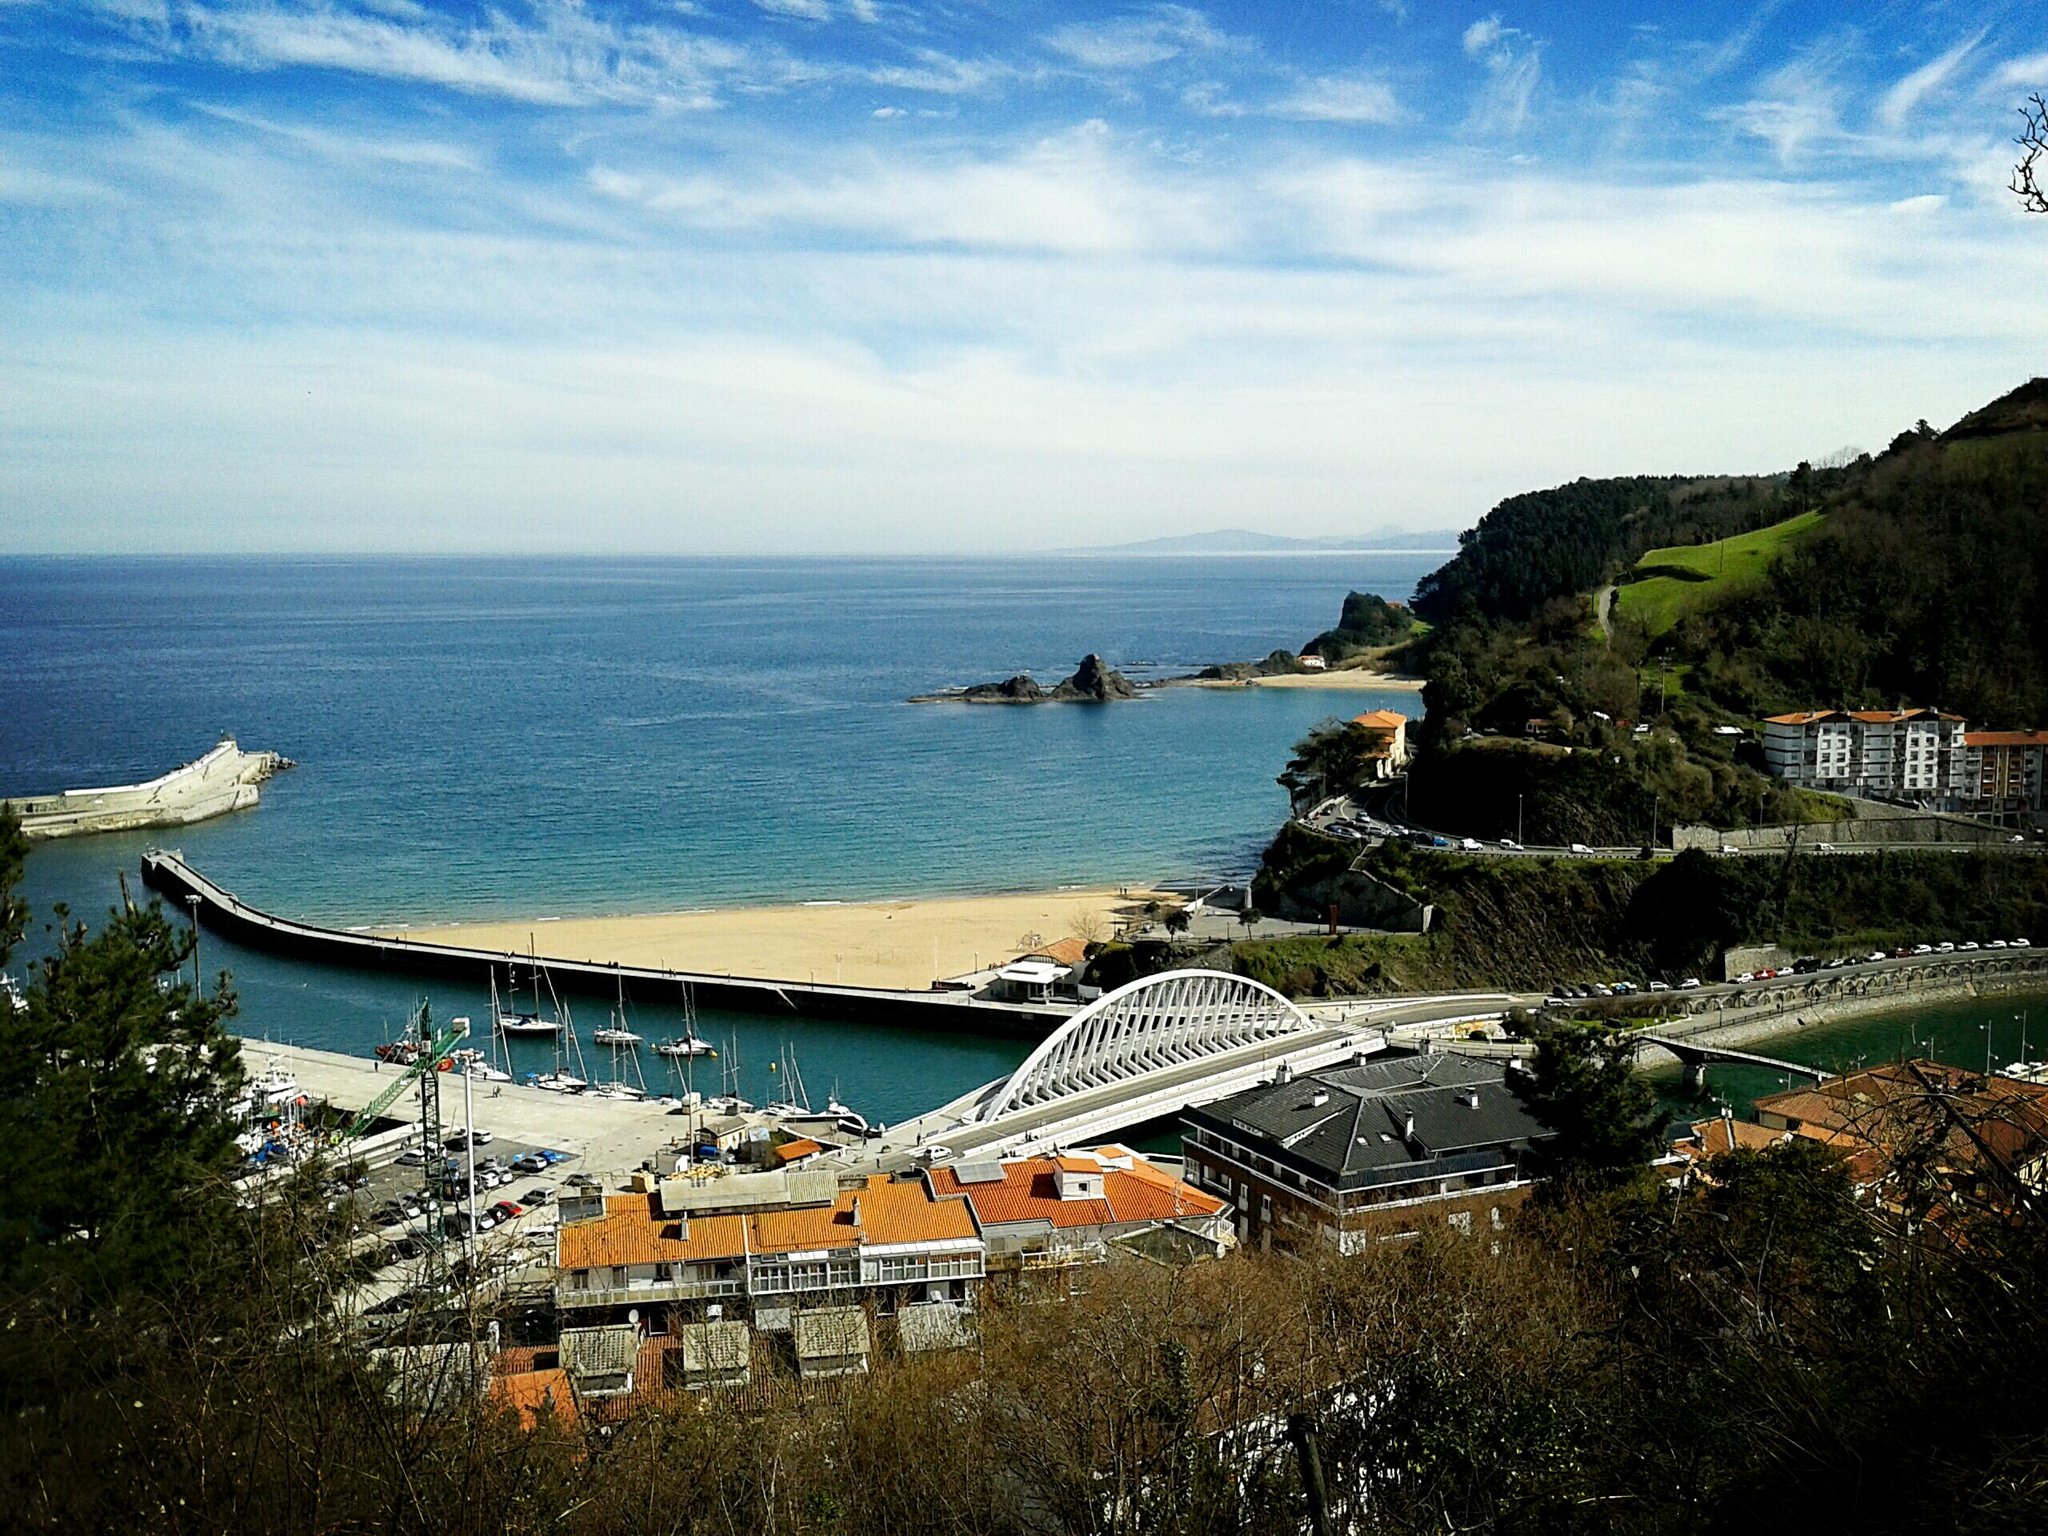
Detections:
2,553,1438,1118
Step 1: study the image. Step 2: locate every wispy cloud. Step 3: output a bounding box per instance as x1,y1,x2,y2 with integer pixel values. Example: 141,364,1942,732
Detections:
1267,73,1403,126
1878,31,1985,129
1044,6,1229,71
1462,14,1541,134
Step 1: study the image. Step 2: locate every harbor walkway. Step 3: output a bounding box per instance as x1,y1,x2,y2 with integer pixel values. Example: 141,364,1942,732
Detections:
144,851,1071,1031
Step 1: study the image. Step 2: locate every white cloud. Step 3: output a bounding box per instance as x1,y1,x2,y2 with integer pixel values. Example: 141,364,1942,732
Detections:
752,0,831,21
1268,73,1402,125
867,49,996,95
849,0,879,21
1878,31,1984,129
1461,14,1540,133
1990,51,2048,90
871,105,904,119
1044,6,1228,71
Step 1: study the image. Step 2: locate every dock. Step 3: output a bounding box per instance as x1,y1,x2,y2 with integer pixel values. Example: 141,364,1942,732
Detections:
141,850,1072,1032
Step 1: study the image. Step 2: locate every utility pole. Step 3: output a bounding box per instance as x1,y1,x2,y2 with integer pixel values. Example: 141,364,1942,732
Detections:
1517,793,1525,847
185,894,202,990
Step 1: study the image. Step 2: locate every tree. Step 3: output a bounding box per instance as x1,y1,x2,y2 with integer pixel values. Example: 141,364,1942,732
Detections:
1521,1022,1668,1196
0,807,24,968
1163,905,1192,937
1277,720,1384,811
2016,92,2048,213
1238,906,1262,935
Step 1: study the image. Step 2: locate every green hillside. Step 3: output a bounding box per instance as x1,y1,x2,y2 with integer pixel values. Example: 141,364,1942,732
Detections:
1614,509,1825,636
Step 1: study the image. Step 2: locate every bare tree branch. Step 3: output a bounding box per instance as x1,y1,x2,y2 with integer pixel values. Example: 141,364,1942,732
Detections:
2015,93,2048,214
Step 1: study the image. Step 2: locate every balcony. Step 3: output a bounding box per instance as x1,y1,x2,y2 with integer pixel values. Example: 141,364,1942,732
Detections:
557,1275,744,1310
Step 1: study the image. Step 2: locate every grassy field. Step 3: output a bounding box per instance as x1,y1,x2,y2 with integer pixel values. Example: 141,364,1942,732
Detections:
1614,509,1825,637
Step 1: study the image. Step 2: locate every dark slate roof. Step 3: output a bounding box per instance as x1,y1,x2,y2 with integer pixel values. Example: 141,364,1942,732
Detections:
1185,1049,1555,1189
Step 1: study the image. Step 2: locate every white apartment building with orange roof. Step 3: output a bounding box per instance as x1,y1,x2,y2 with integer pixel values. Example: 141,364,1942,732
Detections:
1761,707,1966,801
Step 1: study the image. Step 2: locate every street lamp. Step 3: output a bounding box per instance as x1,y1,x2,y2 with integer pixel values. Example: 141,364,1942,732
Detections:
184,894,201,991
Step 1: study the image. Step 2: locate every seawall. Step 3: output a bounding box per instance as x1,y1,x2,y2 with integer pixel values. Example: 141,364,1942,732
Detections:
6,738,289,840
141,850,1071,1035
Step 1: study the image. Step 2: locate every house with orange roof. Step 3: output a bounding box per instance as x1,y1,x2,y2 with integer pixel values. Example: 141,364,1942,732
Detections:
924,1145,1232,1279
1953,729,2048,824
1349,708,1411,777
1755,1060,2048,1214
554,1168,984,1332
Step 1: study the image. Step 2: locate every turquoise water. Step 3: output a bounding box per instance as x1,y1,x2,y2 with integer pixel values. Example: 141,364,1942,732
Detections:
3,554,1434,1120
1652,992,2048,1123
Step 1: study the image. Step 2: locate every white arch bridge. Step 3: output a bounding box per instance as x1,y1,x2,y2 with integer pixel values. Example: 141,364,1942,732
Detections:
874,970,1517,1166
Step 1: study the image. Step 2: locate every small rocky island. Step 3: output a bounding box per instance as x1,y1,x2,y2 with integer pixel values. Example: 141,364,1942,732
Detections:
911,653,1142,705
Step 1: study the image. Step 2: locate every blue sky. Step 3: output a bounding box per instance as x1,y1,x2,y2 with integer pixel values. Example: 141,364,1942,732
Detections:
3,1,2045,553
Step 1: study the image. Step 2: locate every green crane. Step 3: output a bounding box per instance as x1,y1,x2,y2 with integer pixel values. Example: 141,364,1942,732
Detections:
342,1000,470,1141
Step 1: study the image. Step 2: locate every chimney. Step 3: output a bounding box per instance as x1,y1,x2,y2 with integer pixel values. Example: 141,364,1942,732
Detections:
850,1196,863,1229
1403,1114,1417,1142
1310,1089,1330,1108
1275,1061,1292,1085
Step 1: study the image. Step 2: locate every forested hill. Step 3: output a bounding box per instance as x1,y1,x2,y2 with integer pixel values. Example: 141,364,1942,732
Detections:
1412,472,1799,624
1671,381,2048,729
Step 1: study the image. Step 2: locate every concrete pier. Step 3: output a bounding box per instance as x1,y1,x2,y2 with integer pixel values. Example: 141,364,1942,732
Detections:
142,850,1072,1032
6,738,288,839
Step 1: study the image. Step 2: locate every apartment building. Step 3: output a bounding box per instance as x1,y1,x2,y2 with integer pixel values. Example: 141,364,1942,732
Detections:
1761,708,1966,800
1180,1051,1557,1255
554,1167,985,1332
1953,731,2048,823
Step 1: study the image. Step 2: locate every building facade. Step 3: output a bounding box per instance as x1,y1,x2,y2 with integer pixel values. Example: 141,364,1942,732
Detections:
1761,708,1967,801
1179,1051,1557,1254
1953,731,2048,823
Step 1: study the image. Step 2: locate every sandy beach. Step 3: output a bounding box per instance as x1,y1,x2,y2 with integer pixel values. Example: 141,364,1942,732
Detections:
1179,669,1426,692
380,887,1173,991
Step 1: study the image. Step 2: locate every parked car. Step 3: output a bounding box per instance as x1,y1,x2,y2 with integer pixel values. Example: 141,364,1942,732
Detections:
564,1172,600,1189
1459,837,1481,851
511,1152,548,1174
538,1149,569,1165
1679,977,1703,989
395,1149,426,1167
490,1201,524,1221
1913,943,1934,955
521,1187,552,1206
1569,842,1593,855
1937,942,1956,953
1988,939,2009,949
1499,838,1521,850
1719,844,1740,855
1648,980,1670,992
2014,938,2033,948
1959,941,1980,951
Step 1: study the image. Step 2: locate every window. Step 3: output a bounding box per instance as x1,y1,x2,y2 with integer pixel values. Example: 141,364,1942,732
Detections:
571,1269,590,1291
610,1266,627,1287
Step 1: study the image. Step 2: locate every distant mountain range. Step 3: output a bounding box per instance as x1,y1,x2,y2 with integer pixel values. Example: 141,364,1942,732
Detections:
1095,526,1465,554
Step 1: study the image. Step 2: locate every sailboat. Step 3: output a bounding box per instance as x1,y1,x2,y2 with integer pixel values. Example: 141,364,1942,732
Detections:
528,968,589,1094
589,980,648,1101
496,944,562,1036
760,1044,811,1118
653,979,718,1058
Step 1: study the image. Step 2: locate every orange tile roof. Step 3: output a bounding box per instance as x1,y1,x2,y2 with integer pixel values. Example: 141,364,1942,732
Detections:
1766,708,1964,725
1351,709,1408,731
492,1367,580,1432
556,1192,747,1269
1965,731,2048,747
558,1178,978,1268
772,1138,826,1166
928,1152,1226,1231
1027,937,1090,968
1675,1117,1786,1160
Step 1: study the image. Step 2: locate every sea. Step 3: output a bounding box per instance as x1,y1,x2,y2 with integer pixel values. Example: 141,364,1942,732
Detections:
6,554,2040,1128
2,552,1440,1121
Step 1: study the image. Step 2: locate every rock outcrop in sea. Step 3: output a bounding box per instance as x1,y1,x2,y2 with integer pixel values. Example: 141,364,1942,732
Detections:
912,654,1142,705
